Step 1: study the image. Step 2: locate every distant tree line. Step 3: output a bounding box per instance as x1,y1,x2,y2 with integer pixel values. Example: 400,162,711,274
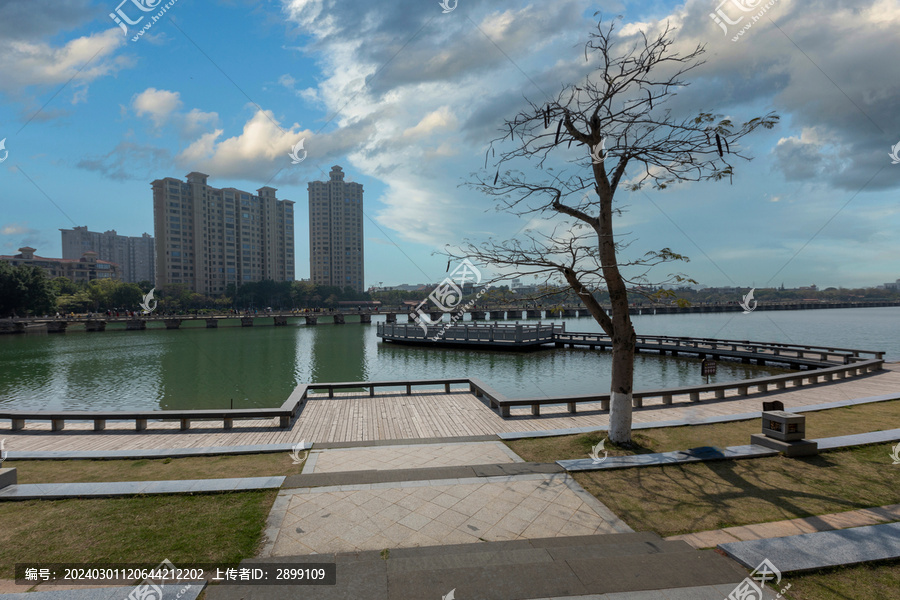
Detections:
2,263,899,318
0,262,56,317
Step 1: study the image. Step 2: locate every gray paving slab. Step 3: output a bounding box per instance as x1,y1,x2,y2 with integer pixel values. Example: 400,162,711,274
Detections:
815,427,900,450
210,528,754,599
0,476,283,500
0,582,204,600
559,427,900,472
719,522,900,573
5,442,309,461
558,445,778,472
282,462,563,489
476,585,780,600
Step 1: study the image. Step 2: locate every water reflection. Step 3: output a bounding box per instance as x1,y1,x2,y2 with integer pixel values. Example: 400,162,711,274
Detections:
0,307,896,412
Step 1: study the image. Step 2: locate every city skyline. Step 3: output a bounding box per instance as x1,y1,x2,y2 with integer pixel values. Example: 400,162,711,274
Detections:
151,172,295,294
0,1,898,290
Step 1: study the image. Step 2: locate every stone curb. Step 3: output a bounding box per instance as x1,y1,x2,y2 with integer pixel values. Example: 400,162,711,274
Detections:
557,428,900,472
0,476,284,501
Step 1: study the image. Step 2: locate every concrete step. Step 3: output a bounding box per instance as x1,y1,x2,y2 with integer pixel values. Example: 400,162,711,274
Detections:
206,533,748,600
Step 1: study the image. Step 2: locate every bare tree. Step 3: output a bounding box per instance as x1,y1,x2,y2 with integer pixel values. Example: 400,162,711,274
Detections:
450,18,778,444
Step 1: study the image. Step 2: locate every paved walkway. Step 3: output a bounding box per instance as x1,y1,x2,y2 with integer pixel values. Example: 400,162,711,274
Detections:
262,473,630,557
221,440,771,599
302,441,523,474
264,440,627,557
3,436,875,599
2,366,898,452
668,503,900,549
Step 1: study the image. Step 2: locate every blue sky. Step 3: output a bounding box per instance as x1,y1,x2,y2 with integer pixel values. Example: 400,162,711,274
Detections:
1,0,898,290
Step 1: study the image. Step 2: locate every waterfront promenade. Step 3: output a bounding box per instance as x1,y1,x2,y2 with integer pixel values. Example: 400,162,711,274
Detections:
2,364,897,452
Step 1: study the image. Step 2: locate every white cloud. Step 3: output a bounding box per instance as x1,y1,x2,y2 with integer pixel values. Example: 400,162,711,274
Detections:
183,108,220,136
133,88,183,128
402,107,458,139
176,109,310,179
0,28,130,96
1,223,35,236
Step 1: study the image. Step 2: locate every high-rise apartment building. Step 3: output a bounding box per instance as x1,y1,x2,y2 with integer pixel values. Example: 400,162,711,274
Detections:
60,227,155,284
308,166,364,292
152,173,295,295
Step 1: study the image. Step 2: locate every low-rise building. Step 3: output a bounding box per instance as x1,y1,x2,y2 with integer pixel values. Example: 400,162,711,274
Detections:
0,247,121,282
60,226,154,284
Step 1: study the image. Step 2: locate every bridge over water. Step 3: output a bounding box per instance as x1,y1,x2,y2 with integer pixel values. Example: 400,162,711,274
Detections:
1,299,898,334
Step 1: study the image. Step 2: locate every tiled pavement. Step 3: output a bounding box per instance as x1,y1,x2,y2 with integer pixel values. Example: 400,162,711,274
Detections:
261,473,631,557
303,441,522,474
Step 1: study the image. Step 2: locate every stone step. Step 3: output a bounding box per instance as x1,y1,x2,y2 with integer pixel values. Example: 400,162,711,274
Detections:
206,534,748,600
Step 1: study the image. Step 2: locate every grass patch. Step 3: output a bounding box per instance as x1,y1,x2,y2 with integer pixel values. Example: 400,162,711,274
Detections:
777,559,900,600
7,451,306,484
572,443,900,537
506,399,900,463
0,490,277,580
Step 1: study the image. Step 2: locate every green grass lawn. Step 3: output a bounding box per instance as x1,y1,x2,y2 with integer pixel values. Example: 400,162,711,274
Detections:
778,559,900,600
572,443,900,537
506,399,900,463
0,490,277,580
6,451,306,484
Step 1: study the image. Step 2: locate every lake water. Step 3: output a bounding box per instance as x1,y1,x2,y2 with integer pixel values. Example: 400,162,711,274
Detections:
0,307,896,412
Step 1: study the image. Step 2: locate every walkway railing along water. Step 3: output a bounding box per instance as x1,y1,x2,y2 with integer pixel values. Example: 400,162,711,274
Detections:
0,329,886,432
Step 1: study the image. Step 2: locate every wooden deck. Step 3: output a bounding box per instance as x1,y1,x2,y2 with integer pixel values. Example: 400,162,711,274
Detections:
2,365,898,452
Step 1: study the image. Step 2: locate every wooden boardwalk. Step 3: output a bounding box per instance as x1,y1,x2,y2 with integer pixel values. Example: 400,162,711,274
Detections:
2,365,898,452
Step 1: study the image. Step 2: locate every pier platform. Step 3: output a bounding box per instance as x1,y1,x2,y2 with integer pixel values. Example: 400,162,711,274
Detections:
377,321,563,349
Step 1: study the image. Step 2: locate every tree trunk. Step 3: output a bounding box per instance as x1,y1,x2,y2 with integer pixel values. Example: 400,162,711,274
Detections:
608,323,636,444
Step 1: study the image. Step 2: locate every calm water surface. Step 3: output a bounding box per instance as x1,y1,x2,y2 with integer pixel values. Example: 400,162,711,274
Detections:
0,307,896,412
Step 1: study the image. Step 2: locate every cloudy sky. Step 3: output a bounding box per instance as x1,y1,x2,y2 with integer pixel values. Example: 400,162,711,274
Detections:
0,0,898,290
